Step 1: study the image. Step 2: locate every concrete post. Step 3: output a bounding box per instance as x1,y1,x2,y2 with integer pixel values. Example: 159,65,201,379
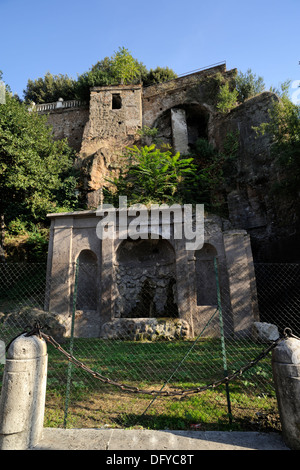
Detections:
223,230,258,337
272,336,300,450
0,334,48,450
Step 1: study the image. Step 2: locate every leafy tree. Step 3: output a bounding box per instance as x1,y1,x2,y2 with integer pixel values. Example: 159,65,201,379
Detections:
75,57,115,101
110,47,142,85
23,72,78,104
0,92,79,258
23,48,177,103
76,48,148,101
235,69,265,102
103,133,239,214
216,82,238,114
142,66,177,86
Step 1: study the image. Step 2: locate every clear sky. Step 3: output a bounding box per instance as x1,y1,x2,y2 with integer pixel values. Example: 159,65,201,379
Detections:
0,0,299,100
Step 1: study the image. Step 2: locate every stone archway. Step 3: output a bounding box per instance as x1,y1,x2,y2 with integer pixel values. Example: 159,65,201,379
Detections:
76,249,98,310
114,238,178,319
72,249,101,337
153,103,211,153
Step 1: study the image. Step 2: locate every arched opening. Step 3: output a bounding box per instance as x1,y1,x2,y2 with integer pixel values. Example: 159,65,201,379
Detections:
184,104,210,149
153,104,210,153
115,238,178,318
195,244,218,306
76,249,98,310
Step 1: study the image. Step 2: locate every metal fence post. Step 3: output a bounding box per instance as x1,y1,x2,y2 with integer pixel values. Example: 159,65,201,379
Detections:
63,258,79,428
214,257,232,424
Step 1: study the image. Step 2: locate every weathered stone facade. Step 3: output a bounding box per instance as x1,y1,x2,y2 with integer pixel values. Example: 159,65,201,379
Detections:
40,64,299,343
41,64,299,261
76,84,142,207
41,104,89,152
45,208,259,339
212,92,299,262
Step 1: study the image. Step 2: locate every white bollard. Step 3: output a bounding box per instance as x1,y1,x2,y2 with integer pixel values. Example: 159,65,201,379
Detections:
272,335,300,450
0,333,48,450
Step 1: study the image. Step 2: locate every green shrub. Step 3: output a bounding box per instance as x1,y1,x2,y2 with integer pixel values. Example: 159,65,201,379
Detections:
217,82,238,114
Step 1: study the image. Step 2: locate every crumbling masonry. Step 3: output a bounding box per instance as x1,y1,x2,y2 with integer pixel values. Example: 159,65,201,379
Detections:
40,64,298,339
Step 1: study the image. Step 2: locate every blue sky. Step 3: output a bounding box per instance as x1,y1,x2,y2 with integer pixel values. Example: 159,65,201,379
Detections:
0,0,299,100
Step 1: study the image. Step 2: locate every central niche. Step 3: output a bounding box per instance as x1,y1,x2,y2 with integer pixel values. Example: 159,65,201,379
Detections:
114,238,178,318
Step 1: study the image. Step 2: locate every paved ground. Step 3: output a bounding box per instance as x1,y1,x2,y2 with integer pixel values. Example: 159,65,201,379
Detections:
32,428,290,451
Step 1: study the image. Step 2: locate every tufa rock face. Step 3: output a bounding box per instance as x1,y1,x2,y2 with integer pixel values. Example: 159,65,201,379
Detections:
213,92,300,262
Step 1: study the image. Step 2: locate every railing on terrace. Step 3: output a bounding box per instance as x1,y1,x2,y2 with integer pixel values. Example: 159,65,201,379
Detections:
35,99,86,112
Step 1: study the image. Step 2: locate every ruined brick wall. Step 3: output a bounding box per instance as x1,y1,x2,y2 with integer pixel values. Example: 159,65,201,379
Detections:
41,68,299,261
142,64,236,147
45,106,89,152
77,84,142,207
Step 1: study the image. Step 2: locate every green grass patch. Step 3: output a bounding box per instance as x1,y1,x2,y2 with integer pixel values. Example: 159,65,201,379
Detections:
41,336,280,431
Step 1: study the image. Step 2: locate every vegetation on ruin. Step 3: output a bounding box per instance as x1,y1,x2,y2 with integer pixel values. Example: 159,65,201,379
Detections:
216,82,239,114
0,91,81,261
215,68,265,114
235,68,265,103
23,47,178,104
103,132,239,215
254,83,300,203
103,144,197,206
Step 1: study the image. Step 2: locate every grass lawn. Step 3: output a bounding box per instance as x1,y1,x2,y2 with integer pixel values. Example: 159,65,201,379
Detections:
42,336,281,432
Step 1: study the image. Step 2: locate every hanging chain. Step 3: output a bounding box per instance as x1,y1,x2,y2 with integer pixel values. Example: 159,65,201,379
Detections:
20,323,296,398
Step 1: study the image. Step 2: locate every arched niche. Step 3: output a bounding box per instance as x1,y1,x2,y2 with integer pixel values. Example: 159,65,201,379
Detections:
195,243,218,306
115,238,178,318
76,249,98,310
153,103,211,151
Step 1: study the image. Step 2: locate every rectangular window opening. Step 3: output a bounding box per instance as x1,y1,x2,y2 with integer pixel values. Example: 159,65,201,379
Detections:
112,93,122,109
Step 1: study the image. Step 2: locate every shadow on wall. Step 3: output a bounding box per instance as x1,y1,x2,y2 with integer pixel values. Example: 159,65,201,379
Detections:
114,238,178,319
76,249,98,310
153,103,210,151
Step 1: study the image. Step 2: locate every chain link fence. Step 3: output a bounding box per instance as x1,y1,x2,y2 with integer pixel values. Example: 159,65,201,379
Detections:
0,260,299,431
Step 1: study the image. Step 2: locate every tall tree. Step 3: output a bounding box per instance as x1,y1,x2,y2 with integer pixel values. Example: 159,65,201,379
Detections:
110,47,142,85
235,69,265,102
0,92,77,256
23,48,177,103
24,72,78,104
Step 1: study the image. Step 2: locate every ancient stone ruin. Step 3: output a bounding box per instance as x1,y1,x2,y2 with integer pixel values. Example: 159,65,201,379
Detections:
39,63,299,262
40,63,298,340
45,207,259,340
